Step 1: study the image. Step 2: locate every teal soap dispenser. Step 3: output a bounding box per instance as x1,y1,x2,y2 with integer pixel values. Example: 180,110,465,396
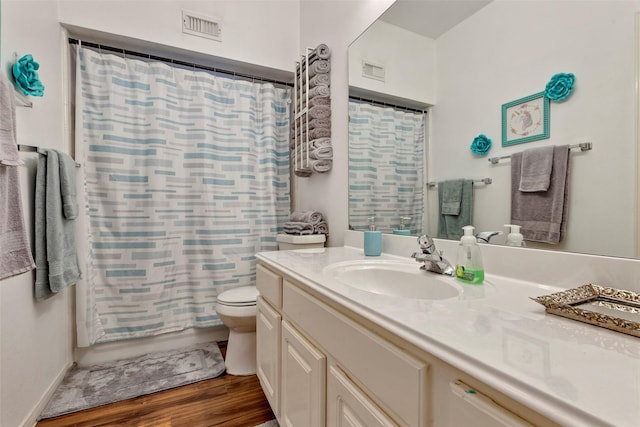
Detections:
392,216,412,235
364,216,382,256
455,225,484,284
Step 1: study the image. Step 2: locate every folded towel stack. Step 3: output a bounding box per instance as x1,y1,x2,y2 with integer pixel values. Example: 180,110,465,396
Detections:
292,44,333,175
283,210,329,236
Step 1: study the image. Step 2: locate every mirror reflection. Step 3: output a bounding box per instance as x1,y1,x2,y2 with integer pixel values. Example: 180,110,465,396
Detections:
348,0,639,258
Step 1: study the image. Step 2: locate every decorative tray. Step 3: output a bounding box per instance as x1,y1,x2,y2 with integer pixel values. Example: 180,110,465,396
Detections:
531,284,640,338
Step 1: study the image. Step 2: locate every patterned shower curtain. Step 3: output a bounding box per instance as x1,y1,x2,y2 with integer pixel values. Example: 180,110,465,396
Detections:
74,47,290,345
348,100,425,234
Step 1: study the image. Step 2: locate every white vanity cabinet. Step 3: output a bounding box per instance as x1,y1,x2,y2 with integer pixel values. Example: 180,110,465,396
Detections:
255,261,559,427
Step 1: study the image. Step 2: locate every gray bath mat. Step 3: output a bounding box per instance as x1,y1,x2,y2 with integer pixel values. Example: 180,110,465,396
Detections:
39,341,225,419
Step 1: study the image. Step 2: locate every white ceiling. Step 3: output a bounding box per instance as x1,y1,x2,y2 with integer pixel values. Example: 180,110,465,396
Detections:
379,0,493,39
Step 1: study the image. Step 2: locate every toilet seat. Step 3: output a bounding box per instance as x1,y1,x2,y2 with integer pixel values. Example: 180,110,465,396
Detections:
217,285,258,307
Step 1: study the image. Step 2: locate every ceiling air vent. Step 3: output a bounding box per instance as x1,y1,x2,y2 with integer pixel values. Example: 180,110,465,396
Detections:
362,60,385,82
182,10,221,41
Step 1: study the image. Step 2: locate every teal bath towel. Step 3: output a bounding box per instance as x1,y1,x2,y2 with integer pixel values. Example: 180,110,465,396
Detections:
437,179,473,240
34,149,81,300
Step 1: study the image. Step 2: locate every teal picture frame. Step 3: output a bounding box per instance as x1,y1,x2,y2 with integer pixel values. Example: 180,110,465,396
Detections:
502,92,550,147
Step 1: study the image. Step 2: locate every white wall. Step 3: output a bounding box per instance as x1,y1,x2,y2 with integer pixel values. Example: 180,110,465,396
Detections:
348,19,436,107
296,0,395,247
0,1,299,426
0,2,74,426
430,1,639,257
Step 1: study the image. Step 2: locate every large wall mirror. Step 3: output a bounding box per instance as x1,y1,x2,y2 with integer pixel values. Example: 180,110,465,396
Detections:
348,0,640,259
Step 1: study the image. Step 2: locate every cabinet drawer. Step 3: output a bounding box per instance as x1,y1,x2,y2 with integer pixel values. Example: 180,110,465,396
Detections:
256,263,282,308
283,280,428,427
327,364,398,427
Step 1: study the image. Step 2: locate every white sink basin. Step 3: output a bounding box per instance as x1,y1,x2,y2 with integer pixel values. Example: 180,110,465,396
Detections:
322,259,464,300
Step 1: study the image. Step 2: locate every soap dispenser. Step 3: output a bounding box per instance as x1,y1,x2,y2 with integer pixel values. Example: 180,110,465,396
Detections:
364,216,382,256
393,216,412,235
504,224,526,247
455,225,484,284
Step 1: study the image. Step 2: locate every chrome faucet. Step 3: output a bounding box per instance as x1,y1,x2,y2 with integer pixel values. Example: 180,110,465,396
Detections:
411,234,455,276
475,231,503,244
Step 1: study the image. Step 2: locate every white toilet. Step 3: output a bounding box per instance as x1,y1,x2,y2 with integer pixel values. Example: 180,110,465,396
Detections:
216,235,325,376
216,285,259,375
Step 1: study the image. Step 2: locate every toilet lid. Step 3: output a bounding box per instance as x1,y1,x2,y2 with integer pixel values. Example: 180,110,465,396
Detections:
217,286,259,306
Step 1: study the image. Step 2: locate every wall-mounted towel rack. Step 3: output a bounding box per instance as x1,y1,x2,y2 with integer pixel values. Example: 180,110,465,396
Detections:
14,90,32,108
487,142,592,164
18,144,80,167
427,178,492,188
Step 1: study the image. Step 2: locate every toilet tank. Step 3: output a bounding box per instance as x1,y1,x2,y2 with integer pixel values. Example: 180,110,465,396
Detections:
276,234,326,250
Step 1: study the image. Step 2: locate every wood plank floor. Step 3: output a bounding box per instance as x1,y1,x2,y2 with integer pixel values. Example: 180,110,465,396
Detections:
36,342,275,427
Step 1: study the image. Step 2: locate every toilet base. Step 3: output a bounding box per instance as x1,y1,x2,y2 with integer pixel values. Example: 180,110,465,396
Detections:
224,329,256,375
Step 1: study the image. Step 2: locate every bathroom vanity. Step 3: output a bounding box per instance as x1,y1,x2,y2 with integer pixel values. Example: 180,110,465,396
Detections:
255,245,640,427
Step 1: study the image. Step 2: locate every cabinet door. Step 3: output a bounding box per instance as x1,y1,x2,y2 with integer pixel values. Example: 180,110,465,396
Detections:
281,319,326,427
447,380,535,427
256,297,281,417
327,364,398,427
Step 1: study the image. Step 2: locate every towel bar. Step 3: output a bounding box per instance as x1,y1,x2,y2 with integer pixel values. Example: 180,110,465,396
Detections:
427,178,492,188
487,142,592,164
17,144,81,167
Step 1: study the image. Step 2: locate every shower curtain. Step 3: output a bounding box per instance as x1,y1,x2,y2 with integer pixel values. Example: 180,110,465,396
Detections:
74,47,290,345
348,100,425,234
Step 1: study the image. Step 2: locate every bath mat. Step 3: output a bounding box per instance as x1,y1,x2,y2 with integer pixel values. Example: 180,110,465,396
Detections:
254,420,279,427
39,341,225,419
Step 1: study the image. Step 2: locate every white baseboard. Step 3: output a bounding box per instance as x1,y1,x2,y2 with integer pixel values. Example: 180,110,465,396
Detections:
23,361,74,427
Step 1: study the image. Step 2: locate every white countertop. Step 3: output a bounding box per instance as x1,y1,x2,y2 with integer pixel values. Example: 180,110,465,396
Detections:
256,246,640,427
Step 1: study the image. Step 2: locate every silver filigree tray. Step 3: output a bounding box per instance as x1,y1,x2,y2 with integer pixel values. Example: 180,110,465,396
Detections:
531,284,640,338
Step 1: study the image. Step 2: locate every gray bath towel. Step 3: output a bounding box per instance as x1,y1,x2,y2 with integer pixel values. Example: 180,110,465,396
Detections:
283,222,314,235
311,158,332,173
437,179,473,240
290,210,324,225
309,85,330,98
308,60,330,78
511,145,570,244
310,74,330,88
35,149,81,299
314,43,331,60
309,128,331,139
309,105,331,120
439,179,463,215
0,72,21,166
311,138,332,149
519,145,554,192
313,221,329,235
308,96,330,107
0,165,36,280
309,118,331,129
310,145,333,160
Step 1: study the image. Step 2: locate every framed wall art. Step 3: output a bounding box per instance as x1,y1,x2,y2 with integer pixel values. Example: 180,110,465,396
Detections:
502,92,550,146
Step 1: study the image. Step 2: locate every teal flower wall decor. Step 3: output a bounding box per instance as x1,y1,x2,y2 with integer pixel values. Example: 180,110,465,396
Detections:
471,134,492,155
12,54,45,97
544,73,575,102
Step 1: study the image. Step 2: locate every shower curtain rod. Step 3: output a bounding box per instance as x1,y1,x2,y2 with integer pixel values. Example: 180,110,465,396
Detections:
68,38,294,88
349,95,427,114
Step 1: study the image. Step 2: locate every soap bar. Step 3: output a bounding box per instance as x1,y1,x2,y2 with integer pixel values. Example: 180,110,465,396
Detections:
392,230,411,235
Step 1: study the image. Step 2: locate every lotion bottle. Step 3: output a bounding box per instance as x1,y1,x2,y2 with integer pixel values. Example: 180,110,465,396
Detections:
364,216,382,256
455,225,484,284
504,224,526,247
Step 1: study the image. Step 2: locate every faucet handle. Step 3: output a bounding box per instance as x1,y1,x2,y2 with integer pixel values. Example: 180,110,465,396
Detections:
417,234,436,254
